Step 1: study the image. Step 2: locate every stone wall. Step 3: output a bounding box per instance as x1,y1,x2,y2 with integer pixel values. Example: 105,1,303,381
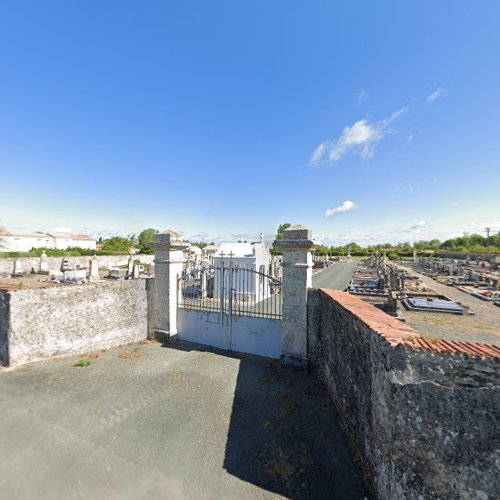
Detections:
0,280,148,366
0,254,154,276
308,288,499,499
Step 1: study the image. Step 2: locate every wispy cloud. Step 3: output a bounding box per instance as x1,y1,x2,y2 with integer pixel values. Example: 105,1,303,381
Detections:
324,200,358,218
426,87,447,103
310,108,406,166
357,90,368,103
410,220,427,230
394,183,415,194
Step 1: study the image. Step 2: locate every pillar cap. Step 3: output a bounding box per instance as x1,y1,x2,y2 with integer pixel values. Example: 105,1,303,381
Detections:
150,230,190,251
273,224,316,251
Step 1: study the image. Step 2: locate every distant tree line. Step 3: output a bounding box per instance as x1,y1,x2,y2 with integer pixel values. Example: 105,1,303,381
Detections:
2,226,498,259
314,233,500,256
271,223,500,256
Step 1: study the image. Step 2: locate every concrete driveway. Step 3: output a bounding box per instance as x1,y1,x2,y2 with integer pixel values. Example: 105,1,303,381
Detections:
0,342,367,499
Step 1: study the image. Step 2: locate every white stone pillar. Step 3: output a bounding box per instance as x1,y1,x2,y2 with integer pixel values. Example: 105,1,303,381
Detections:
274,225,315,370
150,231,189,343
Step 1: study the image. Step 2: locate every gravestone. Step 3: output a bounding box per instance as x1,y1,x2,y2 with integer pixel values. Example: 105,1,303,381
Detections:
132,264,140,279
63,269,86,284
89,257,100,280
12,259,24,277
38,251,49,274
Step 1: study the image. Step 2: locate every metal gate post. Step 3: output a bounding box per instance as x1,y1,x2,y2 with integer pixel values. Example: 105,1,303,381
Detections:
228,253,233,350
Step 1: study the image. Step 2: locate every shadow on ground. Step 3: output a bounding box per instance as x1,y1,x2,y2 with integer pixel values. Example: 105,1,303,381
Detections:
165,340,368,500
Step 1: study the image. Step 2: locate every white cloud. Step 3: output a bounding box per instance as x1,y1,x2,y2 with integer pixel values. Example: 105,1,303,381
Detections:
426,87,447,103
324,200,358,218
310,108,406,166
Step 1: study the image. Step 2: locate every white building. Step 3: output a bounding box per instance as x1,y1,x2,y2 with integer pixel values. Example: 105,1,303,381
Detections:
201,244,218,263
212,240,272,303
0,229,97,252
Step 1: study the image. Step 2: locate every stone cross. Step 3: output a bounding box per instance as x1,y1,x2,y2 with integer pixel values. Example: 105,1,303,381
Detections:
150,230,189,343
273,224,315,370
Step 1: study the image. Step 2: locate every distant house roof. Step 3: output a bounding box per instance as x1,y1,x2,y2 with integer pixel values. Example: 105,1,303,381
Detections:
69,234,95,241
0,229,50,238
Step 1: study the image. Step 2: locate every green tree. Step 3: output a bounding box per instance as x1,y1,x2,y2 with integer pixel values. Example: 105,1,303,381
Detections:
275,223,291,240
99,236,135,254
315,245,330,255
138,228,159,254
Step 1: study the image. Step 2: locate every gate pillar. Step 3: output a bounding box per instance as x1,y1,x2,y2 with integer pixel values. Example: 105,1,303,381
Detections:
150,230,189,343
274,225,315,370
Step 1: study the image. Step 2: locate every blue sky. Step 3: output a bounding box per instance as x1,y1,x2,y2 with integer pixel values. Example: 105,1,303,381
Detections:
0,1,499,245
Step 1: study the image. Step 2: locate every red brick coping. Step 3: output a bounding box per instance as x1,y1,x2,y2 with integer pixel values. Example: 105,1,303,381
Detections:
320,289,500,361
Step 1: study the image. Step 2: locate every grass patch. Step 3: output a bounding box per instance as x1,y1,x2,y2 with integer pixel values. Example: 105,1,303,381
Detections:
73,359,91,367
419,315,453,327
471,324,499,333
421,334,443,343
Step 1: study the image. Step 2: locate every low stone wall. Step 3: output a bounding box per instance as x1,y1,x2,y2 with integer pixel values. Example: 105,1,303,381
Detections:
0,280,149,366
0,254,154,275
308,288,499,499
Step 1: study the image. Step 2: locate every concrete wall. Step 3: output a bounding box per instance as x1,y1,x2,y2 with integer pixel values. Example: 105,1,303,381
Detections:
0,280,148,366
178,308,282,358
0,254,154,275
308,288,499,500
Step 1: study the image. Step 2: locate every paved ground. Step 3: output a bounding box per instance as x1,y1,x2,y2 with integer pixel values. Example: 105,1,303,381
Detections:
0,342,367,500
312,261,357,291
401,265,500,346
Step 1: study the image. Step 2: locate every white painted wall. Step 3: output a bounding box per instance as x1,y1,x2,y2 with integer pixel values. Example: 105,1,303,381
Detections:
178,308,281,359
0,235,53,252
212,243,272,303
0,234,96,252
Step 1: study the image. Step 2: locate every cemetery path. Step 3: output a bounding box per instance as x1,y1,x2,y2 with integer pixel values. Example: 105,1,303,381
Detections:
0,341,368,500
312,261,357,291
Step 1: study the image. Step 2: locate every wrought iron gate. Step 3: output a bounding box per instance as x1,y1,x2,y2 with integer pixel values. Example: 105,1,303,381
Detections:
178,254,282,318
177,253,282,353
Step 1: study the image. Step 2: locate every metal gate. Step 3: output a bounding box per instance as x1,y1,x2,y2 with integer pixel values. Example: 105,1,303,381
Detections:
177,253,282,357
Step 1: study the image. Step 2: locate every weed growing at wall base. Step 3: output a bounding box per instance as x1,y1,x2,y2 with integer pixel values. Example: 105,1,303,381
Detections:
73,359,91,367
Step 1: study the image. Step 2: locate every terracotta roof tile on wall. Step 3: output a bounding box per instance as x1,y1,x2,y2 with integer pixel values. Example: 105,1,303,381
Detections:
0,282,16,293
320,289,500,361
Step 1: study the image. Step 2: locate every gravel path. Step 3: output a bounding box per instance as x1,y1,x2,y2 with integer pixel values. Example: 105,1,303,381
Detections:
401,264,500,346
